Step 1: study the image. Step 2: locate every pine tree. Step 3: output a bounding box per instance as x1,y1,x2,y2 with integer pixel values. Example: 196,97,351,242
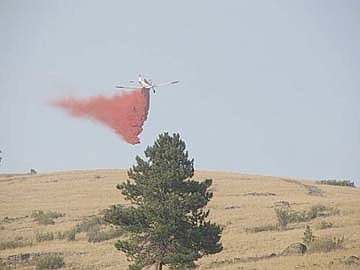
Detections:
105,133,222,270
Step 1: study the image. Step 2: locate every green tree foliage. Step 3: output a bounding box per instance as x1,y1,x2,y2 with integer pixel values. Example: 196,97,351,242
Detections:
105,133,223,270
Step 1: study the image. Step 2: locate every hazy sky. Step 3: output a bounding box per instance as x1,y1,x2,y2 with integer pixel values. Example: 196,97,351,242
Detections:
1,1,359,183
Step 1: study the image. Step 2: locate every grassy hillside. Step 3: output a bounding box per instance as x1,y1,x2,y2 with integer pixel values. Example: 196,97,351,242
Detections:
0,170,359,269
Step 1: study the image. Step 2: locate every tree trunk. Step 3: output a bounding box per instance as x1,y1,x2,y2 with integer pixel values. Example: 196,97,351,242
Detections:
156,262,163,270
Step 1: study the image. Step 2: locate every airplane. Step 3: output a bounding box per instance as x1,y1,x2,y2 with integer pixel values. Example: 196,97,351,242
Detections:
116,75,179,93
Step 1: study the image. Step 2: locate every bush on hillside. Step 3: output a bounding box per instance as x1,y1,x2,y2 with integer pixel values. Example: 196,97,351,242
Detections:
0,239,32,250
67,229,76,241
275,204,339,231
302,225,315,246
318,221,334,230
87,228,123,243
36,254,65,269
31,210,64,225
75,216,104,233
275,208,289,230
245,224,278,233
36,232,54,242
308,236,344,253
317,180,355,188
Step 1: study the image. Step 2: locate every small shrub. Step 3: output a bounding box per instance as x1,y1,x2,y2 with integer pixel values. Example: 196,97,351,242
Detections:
317,180,355,188
87,228,123,243
245,224,278,233
307,204,339,220
67,229,76,241
66,216,104,241
244,192,276,196
31,210,64,225
273,201,290,208
278,205,339,228
14,235,23,241
288,211,307,223
2,216,16,223
37,216,55,225
304,184,324,196
309,236,344,253
75,216,104,233
281,242,307,255
303,225,315,246
36,232,54,242
318,221,333,230
0,239,32,250
36,254,65,269
55,231,67,240
45,211,64,219
275,208,289,230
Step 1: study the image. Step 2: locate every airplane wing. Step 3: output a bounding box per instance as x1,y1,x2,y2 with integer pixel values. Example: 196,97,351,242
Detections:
153,81,179,88
116,85,140,89
143,78,152,85
116,80,136,85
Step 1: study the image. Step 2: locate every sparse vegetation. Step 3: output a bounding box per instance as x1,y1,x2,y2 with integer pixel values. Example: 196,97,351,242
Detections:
1,216,15,223
0,239,32,250
36,232,54,242
288,210,307,223
317,179,356,188
225,205,241,210
87,228,123,243
31,210,65,225
66,229,76,241
275,207,289,230
308,236,344,253
282,179,324,196
306,204,339,219
1,215,28,224
75,216,104,233
244,192,276,196
303,225,315,246
54,231,67,240
281,242,307,255
273,201,290,208
36,254,65,269
63,215,121,242
64,215,105,241
245,224,278,233
275,204,339,230
300,225,344,253
304,184,324,196
318,220,334,230
35,229,76,242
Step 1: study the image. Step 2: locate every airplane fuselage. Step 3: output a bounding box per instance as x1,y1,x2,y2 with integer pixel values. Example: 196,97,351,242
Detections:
138,76,152,89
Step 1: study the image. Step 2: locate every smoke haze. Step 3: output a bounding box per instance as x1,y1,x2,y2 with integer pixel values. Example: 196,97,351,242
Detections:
52,89,150,144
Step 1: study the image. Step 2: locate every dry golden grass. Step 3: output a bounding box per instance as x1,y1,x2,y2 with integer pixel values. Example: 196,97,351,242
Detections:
0,170,359,269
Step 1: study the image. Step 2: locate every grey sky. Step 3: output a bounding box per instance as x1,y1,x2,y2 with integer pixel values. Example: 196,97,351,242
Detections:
0,1,359,184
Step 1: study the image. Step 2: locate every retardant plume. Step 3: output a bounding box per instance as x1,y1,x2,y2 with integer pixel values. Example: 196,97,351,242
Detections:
52,89,150,144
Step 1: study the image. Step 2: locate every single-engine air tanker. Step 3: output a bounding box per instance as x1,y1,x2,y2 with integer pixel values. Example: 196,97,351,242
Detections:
116,75,179,93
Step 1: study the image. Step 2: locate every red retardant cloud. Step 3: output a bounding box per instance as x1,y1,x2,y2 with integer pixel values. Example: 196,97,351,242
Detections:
52,89,150,144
